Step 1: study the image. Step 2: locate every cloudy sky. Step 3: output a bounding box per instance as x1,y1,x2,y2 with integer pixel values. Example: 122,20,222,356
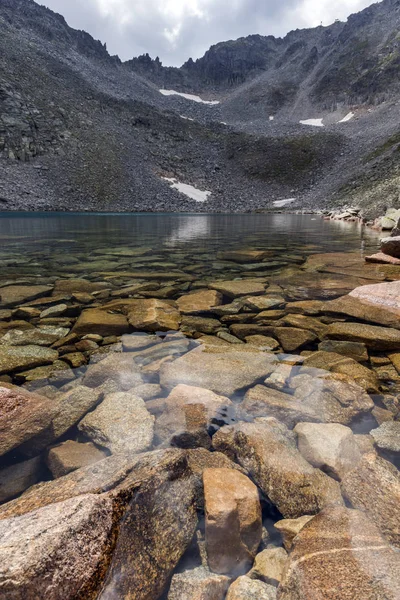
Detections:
40,0,378,66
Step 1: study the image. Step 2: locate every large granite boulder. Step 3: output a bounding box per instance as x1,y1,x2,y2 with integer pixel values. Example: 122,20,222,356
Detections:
279,507,400,599
341,453,400,547
0,384,58,457
381,235,400,258
213,419,343,519
0,494,118,600
203,468,262,575
78,391,154,454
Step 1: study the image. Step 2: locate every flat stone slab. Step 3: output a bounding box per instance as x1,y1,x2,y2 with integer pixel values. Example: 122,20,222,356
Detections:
0,345,59,375
365,252,400,265
0,285,53,308
160,347,277,397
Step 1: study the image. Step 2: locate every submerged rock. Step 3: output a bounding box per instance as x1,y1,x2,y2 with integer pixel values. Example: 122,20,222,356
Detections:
213,419,343,519
0,384,58,457
0,345,59,375
82,353,143,389
0,456,43,503
177,290,223,314
72,308,130,337
370,421,400,453
226,576,277,600
204,468,262,575
160,346,277,397
155,384,232,449
167,567,230,600
0,285,53,307
249,547,288,586
209,280,266,299
128,299,181,332
341,453,400,547
0,494,118,600
47,440,107,478
278,506,400,600
78,392,154,454
325,322,400,351
294,422,362,480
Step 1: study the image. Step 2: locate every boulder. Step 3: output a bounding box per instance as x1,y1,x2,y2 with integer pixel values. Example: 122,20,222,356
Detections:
98,452,198,600
72,309,130,337
204,468,262,575
46,440,107,478
78,392,154,454
370,421,400,453
20,385,103,455
0,384,58,457
381,235,400,258
0,285,53,308
294,423,362,480
160,346,277,397
127,299,181,332
82,352,143,389
177,290,223,314
156,384,232,449
278,506,400,600
226,577,277,600
365,252,400,265
0,494,118,600
0,345,59,375
0,457,43,503
341,453,400,547
209,280,265,299
273,515,314,550
349,280,400,319
0,448,186,520
167,567,230,600
249,547,288,586
213,420,343,519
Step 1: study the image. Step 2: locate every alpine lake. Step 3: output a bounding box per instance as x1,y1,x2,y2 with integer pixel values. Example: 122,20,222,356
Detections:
0,212,400,600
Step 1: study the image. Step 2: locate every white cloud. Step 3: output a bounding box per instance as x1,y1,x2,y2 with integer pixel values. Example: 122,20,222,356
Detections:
40,0,380,65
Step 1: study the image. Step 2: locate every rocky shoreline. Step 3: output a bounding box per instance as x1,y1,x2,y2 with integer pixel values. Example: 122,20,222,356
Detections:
0,233,399,599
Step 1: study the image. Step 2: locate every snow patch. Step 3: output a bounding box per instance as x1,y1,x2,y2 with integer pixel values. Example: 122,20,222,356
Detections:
162,177,211,203
160,89,219,105
338,112,355,123
273,198,296,208
299,118,324,127
269,116,275,121
180,115,194,121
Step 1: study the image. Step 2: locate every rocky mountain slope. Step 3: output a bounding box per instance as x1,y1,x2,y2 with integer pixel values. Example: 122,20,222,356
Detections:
0,0,399,214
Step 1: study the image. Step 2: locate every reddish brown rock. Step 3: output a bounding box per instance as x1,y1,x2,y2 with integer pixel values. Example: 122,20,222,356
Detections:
46,440,107,478
0,384,57,457
177,290,223,314
72,308,130,337
204,468,262,575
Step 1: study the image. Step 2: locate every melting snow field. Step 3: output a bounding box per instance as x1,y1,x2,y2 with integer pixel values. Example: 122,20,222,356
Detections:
273,198,296,208
338,112,355,123
299,118,324,127
160,89,220,105
163,177,212,203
